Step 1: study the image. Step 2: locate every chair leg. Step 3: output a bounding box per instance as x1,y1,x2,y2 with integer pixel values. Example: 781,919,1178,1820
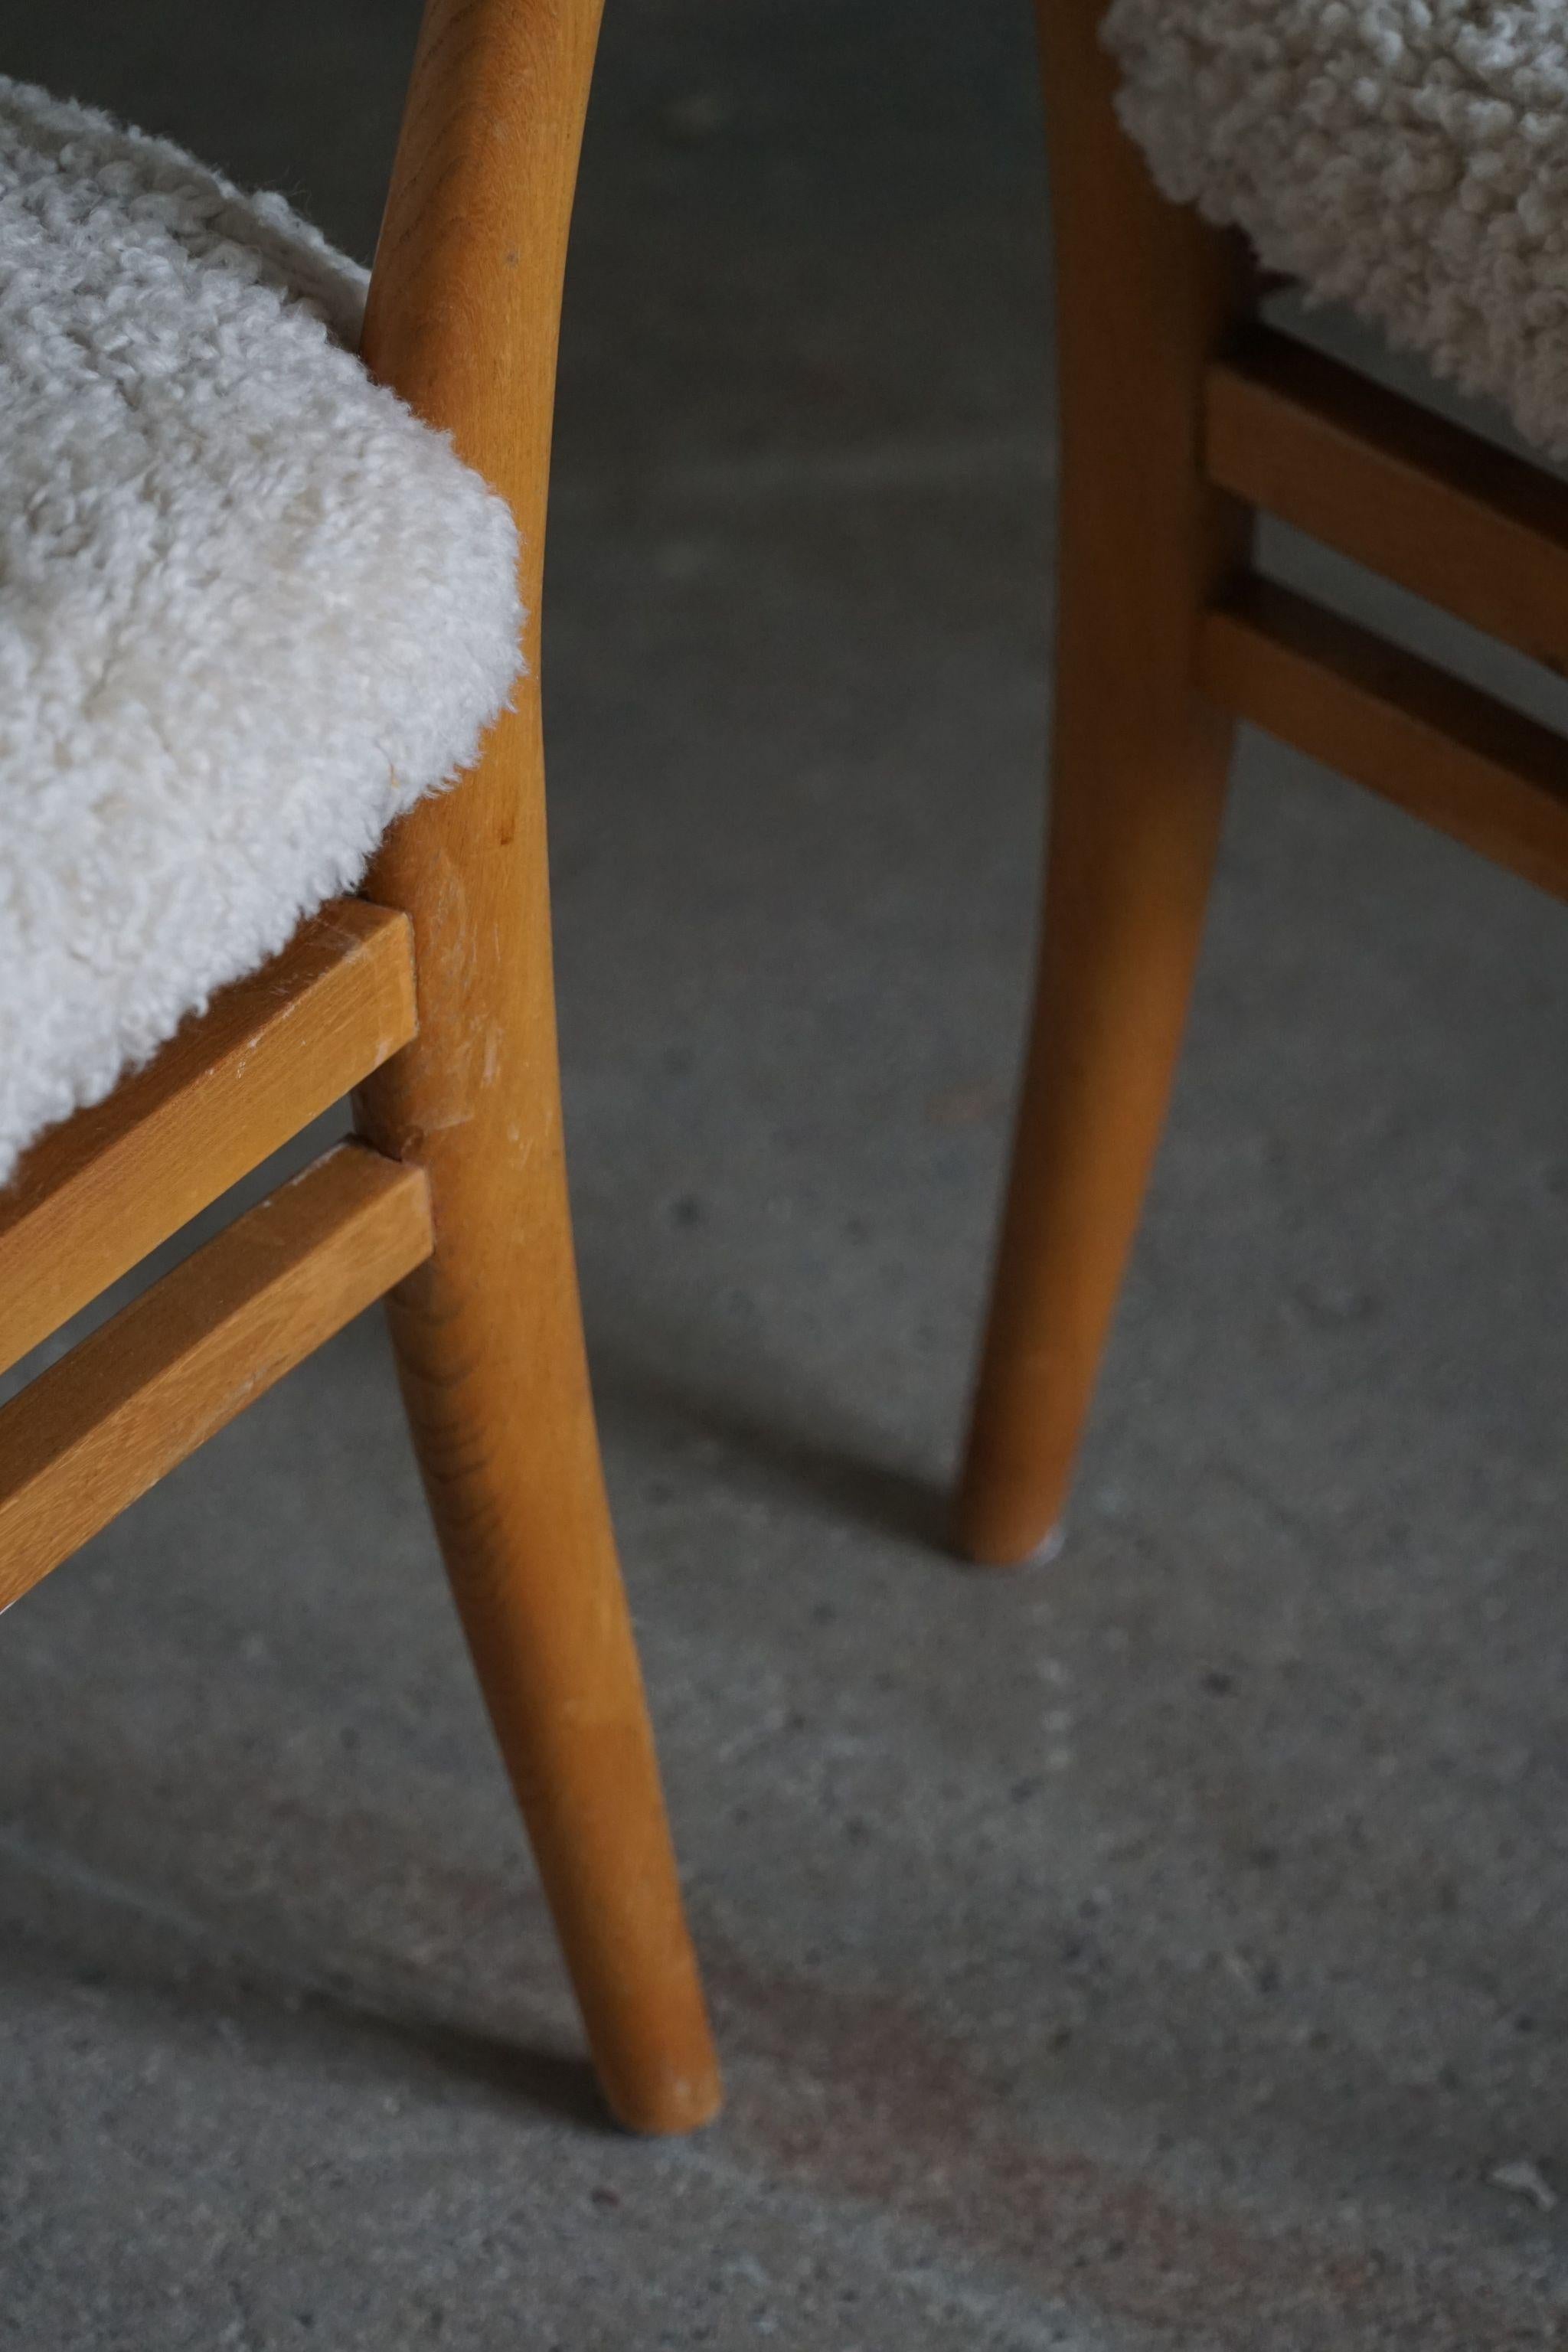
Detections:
955,668,1236,1566
954,0,1253,1567
355,707,721,2137
353,0,718,2134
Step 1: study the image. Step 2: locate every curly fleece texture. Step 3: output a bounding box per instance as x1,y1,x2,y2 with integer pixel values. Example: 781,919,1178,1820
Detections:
0,77,522,1184
1103,0,1568,455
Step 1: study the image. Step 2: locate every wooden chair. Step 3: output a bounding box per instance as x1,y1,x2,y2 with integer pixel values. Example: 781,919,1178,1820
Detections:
957,0,1568,1566
0,0,720,2136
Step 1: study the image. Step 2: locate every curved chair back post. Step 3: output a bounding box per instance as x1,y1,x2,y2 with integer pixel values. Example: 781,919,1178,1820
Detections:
361,0,603,609
355,0,723,2136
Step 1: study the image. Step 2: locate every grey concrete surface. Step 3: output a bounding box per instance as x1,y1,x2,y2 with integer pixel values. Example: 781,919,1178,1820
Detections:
2,4,1566,2346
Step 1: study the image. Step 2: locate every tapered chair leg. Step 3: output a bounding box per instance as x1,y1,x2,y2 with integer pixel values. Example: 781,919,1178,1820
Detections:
955,678,1236,1567
358,699,720,2137
955,0,1253,1568
354,0,719,2133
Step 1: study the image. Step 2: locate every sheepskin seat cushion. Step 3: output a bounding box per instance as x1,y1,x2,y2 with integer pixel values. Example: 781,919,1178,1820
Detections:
1103,0,1568,456
0,77,522,1186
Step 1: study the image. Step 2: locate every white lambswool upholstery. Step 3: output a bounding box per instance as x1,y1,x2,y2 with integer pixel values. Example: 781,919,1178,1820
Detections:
1103,1,1568,456
0,77,523,1185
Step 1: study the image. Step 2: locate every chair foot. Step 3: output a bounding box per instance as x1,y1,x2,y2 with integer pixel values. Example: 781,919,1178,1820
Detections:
961,1517,1066,1573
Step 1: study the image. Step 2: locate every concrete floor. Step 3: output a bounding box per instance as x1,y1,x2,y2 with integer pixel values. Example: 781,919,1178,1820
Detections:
2,4,1566,2344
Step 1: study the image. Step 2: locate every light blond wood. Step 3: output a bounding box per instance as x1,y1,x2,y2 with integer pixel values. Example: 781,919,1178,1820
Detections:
0,900,415,1381
955,0,1250,1567
354,0,720,2135
1208,328,1568,677
1200,579,1568,900
0,1144,430,1614
962,38,1568,1575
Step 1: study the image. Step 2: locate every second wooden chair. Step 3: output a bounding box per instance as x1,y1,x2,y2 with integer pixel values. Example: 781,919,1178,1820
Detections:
959,0,1568,1566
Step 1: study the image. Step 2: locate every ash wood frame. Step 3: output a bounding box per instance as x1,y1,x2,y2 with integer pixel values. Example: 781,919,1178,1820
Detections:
0,0,720,2137
957,0,1568,1565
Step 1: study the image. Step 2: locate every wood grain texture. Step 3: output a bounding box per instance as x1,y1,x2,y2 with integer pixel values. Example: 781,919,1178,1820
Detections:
0,900,416,1381
955,0,1250,1566
355,0,720,2135
1208,328,1568,679
1201,578,1568,901
0,1144,431,1615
